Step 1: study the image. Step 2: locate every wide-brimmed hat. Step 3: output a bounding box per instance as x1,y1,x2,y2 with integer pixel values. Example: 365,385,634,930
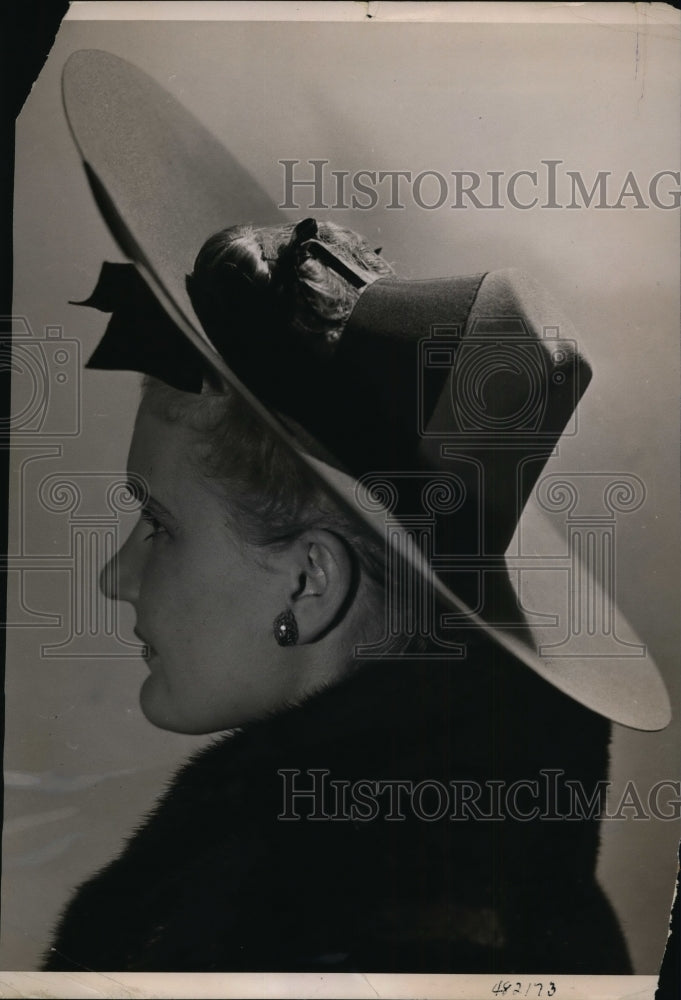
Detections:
61,49,670,731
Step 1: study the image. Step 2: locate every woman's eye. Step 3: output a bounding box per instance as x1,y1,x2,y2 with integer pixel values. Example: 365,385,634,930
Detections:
140,508,167,541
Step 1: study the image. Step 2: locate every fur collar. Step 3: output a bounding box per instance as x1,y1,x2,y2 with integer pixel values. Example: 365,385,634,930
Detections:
43,645,631,974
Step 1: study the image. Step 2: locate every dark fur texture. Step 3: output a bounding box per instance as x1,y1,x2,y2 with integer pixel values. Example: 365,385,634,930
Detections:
43,639,631,973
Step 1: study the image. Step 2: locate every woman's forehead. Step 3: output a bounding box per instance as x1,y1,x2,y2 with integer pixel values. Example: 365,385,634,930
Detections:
128,403,197,480
129,395,241,512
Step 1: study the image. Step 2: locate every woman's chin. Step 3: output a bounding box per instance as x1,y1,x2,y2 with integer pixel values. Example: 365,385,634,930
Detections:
139,674,188,733
139,674,244,735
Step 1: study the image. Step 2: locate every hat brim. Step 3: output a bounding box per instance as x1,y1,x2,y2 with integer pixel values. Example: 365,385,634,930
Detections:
61,49,671,732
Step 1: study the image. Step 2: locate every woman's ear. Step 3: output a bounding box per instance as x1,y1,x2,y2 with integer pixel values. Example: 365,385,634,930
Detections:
286,530,356,643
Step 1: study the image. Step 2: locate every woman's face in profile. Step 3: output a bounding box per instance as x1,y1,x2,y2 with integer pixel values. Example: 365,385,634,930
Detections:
101,397,300,735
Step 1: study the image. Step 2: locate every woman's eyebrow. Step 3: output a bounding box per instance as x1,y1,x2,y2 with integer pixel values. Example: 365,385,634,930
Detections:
124,476,146,504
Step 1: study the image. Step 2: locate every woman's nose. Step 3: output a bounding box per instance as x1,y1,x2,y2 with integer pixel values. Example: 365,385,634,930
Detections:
99,522,147,603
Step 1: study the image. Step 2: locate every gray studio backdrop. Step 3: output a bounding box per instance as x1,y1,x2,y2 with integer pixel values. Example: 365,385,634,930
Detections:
4,14,680,973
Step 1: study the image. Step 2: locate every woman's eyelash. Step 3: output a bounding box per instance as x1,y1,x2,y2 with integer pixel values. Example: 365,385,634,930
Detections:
140,507,167,540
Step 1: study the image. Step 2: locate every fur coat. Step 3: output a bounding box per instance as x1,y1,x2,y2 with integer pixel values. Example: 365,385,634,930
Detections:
43,636,631,973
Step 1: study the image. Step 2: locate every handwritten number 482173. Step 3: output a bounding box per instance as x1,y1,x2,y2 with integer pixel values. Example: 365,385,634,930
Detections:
491,984,557,997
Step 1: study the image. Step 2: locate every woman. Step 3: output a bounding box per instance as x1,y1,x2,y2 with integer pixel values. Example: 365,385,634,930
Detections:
43,47,674,974
42,219,633,973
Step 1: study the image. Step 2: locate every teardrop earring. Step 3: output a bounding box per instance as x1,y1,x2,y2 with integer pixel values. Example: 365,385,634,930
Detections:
273,609,299,647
